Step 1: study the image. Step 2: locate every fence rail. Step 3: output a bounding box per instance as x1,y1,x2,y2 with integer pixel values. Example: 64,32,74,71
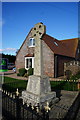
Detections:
2,90,50,120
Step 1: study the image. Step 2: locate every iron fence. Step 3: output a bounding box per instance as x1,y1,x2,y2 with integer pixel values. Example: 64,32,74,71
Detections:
2,90,50,120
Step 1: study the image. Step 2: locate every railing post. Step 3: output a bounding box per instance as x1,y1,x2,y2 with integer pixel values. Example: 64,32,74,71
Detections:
16,95,20,120
78,80,80,90
42,106,46,120
44,102,51,120
16,88,22,120
45,111,49,120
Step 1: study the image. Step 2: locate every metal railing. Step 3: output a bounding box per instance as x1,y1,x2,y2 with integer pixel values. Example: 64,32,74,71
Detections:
2,89,50,120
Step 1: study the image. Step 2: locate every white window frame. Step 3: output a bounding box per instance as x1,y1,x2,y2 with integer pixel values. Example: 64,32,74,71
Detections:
78,49,79,53
25,57,34,70
28,38,35,47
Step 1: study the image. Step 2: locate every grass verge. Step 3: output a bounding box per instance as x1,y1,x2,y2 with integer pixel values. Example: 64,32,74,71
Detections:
2,77,78,92
2,76,27,92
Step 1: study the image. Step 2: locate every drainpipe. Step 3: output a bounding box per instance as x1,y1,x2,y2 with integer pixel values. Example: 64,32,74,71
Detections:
54,56,58,78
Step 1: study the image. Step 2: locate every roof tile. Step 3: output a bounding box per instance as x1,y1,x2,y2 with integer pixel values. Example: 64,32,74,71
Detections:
42,34,78,58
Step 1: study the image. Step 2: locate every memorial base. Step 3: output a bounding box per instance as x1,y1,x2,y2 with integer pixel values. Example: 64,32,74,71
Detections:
22,75,57,105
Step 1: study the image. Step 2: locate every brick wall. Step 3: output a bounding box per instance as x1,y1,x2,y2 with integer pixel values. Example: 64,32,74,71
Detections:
64,61,80,75
16,31,54,77
42,40,54,77
56,55,74,77
16,30,35,73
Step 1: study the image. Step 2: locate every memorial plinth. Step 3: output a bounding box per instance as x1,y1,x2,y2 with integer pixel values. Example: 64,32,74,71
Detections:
22,75,56,105
22,23,57,105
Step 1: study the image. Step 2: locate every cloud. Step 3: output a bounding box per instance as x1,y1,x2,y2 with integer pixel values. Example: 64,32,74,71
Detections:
0,48,17,52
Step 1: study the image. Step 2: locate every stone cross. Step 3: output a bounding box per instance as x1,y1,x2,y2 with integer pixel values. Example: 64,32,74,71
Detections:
22,23,57,105
31,22,46,76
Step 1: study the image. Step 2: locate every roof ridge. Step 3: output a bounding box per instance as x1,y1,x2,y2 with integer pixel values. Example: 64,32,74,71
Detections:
45,34,59,41
60,38,78,41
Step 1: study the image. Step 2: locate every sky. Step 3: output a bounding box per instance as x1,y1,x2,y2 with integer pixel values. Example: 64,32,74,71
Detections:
1,2,79,55
1,0,79,2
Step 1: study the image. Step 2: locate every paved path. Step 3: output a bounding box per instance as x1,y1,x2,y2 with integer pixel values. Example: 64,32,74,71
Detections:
1,70,64,81
1,70,63,81
5,73,28,81
0,70,28,81
49,90,79,119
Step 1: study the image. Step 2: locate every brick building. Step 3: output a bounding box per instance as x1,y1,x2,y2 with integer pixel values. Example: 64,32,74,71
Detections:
16,23,79,78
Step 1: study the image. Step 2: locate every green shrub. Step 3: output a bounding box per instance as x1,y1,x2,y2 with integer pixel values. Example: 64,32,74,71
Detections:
28,68,34,76
19,68,26,76
24,73,28,77
17,73,20,76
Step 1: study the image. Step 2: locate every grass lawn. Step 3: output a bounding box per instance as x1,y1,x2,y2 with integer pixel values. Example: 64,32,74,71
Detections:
2,76,78,93
50,81,78,91
3,76,27,92
4,76,27,83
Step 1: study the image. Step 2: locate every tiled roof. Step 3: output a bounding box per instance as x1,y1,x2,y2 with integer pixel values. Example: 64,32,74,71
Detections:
60,38,78,58
25,54,34,57
42,34,78,58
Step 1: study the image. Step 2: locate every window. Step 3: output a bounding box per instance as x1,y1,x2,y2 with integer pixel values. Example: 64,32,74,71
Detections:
54,42,58,46
26,59,32,68
25,57,34,70
28,38,35,47
78,49,80,53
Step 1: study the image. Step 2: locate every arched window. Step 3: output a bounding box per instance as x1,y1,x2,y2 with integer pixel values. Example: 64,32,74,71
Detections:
28,38,35,47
